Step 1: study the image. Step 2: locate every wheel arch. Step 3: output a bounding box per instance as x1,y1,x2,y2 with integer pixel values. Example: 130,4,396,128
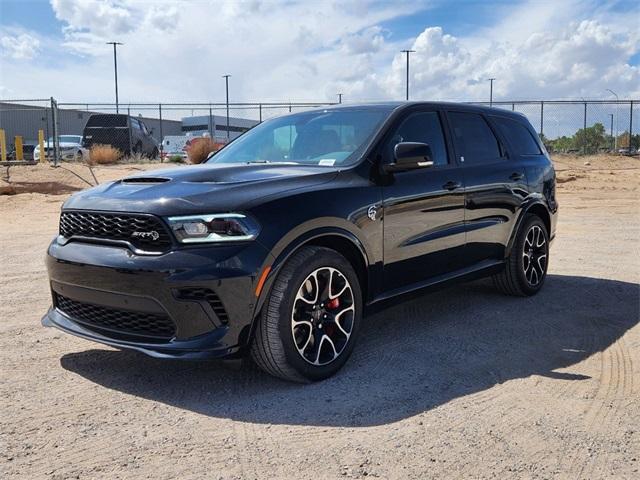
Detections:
248,227,371,343
505,200,551,257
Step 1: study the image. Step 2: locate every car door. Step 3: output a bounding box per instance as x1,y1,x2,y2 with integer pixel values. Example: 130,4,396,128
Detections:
445,109,527,265
381,109,466,293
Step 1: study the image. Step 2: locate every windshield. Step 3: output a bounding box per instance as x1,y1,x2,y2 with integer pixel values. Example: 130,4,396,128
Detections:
48,136,81,143
208,109,388,167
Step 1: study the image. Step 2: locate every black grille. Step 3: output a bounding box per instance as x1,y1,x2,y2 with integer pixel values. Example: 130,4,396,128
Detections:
60,211,172,252
55,294,176,340
176,288,229,324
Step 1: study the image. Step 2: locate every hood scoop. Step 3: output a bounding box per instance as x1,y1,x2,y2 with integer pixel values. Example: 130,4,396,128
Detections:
121,177,171,184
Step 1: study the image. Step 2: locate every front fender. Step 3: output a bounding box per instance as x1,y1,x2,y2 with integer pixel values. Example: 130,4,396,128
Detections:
248,222,373,341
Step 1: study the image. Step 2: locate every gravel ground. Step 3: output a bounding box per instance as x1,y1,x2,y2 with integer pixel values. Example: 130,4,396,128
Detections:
1,156,639,479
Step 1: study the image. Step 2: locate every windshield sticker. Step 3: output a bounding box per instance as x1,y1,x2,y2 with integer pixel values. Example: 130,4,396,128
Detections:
319,159,336,166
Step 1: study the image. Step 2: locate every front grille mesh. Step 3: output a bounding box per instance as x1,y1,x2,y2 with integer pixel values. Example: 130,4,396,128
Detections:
55,294,176,340
176,287,229,324
60,211,172,252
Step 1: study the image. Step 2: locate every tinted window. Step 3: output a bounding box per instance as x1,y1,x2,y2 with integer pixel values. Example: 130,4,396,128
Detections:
85,114,128,127
492,116,541,155
387,112,448,166
448,112,502,165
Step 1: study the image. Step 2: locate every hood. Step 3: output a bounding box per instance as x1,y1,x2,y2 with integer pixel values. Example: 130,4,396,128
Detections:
63,163,340,215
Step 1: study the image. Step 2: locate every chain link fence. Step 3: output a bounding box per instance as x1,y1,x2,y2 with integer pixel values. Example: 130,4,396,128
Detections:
1,98,637,166
471,100,638,155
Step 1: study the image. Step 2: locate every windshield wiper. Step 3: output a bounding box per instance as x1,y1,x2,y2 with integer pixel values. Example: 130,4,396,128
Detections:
245,160,300,165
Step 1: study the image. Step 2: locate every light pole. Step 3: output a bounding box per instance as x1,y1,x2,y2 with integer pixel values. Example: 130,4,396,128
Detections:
337,93,343,104
606,89,619,150
608,114,614,151
401,49,415,101
223,74,231,141
106,42,123,113
488,78,496,107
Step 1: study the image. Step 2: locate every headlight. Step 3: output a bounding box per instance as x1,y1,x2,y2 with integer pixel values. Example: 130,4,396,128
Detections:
166,213,260,243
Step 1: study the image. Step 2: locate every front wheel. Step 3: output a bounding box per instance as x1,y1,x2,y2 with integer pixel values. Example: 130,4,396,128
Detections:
251,246,362,382
493,214,549,296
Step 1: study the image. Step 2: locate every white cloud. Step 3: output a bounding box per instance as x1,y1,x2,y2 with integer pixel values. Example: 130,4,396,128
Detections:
373,17,639,102
0,32,41,60
52,0,137,37
0,0,637,106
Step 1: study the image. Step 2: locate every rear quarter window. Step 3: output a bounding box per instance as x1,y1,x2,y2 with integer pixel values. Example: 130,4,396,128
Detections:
492,116,542,155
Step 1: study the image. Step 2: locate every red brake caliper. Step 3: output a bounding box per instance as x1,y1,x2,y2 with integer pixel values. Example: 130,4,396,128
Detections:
325,298,339,336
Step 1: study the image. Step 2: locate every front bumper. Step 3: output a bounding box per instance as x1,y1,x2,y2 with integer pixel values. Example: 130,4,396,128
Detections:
42,307,239,359
43,237,272,359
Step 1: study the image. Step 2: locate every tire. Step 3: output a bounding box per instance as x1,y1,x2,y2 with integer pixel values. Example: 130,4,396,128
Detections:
493,214,549,296
150,147,159,159
251,246,362,382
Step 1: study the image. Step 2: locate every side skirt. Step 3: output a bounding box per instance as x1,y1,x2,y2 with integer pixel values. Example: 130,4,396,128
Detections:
366,259,505,314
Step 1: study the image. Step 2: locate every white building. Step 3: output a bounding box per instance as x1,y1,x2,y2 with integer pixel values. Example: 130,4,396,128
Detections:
181,114,258,142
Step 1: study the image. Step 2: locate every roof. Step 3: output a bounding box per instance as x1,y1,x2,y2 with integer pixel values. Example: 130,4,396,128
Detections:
308,101,527,119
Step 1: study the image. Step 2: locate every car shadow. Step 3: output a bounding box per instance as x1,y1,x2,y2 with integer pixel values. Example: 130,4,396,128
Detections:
60,274,639,427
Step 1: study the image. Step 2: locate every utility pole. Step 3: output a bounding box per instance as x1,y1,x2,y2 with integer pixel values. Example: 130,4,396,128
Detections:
606,89,619,150
337,93,343,104
609,114,614,151
488,78,496,107
223,74,231,141
401,49,415,101
106,42,123,113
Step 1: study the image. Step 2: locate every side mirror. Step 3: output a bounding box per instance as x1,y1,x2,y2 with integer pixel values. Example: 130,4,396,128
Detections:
384,142,434,172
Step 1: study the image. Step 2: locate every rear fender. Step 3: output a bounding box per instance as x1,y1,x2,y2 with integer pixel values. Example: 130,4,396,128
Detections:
505,198,551,258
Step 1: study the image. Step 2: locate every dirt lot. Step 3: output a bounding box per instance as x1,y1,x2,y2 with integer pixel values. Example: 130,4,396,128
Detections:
1,156,639,479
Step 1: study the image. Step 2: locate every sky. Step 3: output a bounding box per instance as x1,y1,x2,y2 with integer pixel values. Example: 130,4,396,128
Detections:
0,0,638,105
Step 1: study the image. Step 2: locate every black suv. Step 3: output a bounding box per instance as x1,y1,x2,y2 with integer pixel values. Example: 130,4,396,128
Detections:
43,102,557,382
82,114,159,157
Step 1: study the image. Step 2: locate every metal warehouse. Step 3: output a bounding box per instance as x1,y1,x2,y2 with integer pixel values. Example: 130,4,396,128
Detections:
181,114,258,141
0,101,183,148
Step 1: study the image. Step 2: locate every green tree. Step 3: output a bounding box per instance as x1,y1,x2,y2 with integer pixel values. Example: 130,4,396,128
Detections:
573,123,608,154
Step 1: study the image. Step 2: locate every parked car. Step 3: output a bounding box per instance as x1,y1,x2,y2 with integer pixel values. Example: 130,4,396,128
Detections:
617,147,638,156
82,114,159,157
42,102,558,382
160,135,189,161
34,135,87,162
7,143,36,161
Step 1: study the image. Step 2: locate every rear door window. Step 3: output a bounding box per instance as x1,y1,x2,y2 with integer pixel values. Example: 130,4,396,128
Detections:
448,111,502,165
492,116,542,155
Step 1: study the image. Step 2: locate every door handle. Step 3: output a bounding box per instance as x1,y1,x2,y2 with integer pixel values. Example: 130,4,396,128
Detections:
510,172,524,181
443,181,462,191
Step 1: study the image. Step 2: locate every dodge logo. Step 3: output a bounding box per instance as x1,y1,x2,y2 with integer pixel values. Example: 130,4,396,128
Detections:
131,231,160,241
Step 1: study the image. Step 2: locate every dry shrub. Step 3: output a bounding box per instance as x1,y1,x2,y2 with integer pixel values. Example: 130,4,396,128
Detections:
187,138,218,164
89,144,122,165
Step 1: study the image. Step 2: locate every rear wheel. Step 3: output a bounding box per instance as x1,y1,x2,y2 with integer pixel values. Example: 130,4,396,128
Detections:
493,214,549,296
251,246,362,382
